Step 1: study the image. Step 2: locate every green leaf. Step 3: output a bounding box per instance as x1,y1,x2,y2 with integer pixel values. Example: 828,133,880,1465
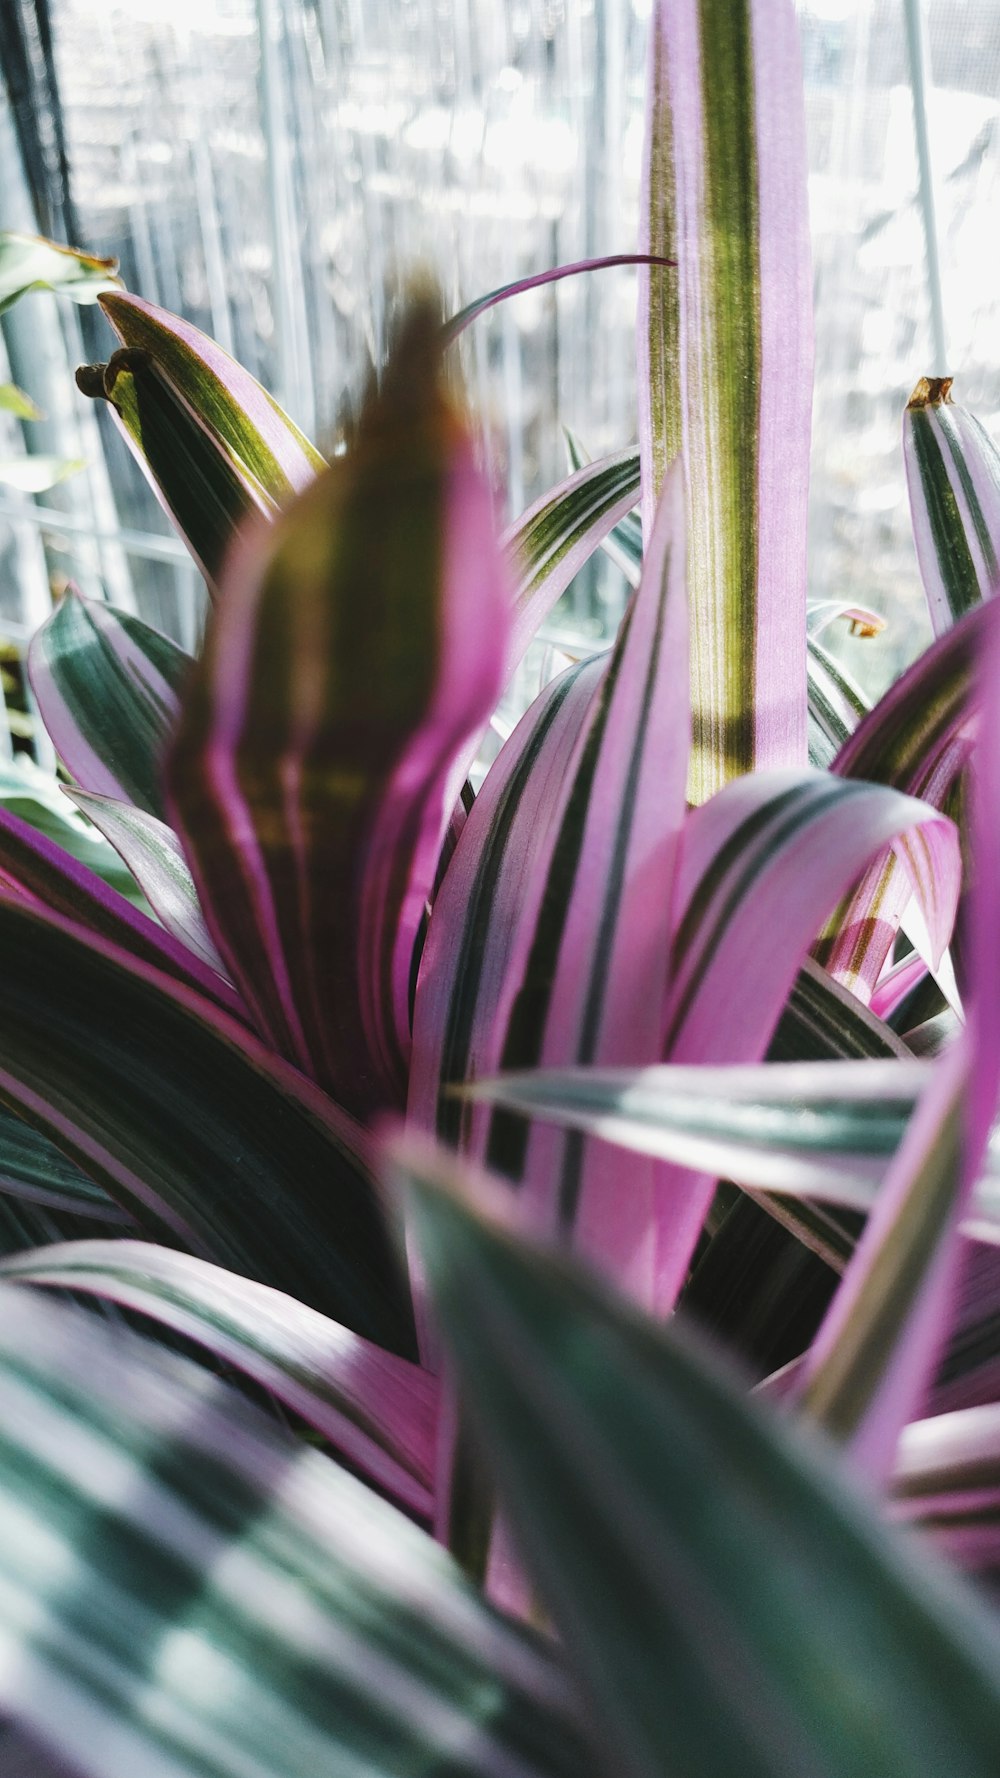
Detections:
0,383,43,421
399,1131,1000,1778
0,456,85,493
0,1285,591,1778
0,232,120,316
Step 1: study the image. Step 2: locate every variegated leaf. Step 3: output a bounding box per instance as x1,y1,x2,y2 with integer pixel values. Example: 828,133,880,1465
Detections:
639,0,813,799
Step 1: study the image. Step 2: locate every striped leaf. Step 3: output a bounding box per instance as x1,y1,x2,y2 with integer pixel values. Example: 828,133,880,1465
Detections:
665,770,959,1065
639,0,813,800
82,291,324,592
647,771,960,1304
0,757,148,907
0,805,243,1018
0,894,415,1353
904,377,1000,635
399,1132,1000,1778
770,957,911,1062
28,588,190,820
169,294,511,1117
461,1057,1000,1254
0,1286,590,1778
77,350,268,595
807,601,887,640
414,470,689,1297
893,1404,1000,1573
563,431,643,581
409,658,603,1159
486,470,689,1286
0,1242,436,1514
502,450,641,673
806,635,869,770
815,602,983,1000
66,789,225,975
0,1106,125,1223
799,1045,972,1484
461,1058,932,1209
0,232,120,314
99,291,324,497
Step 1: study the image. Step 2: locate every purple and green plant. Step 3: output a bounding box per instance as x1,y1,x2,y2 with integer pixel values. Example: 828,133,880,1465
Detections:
0,1,998,1773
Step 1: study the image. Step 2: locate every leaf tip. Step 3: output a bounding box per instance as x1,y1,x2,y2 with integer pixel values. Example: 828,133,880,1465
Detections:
908,376,955,410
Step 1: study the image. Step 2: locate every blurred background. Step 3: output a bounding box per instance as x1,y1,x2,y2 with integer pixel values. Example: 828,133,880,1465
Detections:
0,0,997,757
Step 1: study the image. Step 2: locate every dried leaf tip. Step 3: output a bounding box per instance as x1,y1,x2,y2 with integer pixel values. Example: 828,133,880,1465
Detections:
907,376,954,410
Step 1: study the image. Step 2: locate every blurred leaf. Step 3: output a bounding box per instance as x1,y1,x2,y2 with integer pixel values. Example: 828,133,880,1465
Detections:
0,383,43,421
0,1286,590,1778
894,1403,1000,1573
400,1131,1000,1778
1,1241,437,1513
169,293,511,1118
0,232,120,315
0,456,85,493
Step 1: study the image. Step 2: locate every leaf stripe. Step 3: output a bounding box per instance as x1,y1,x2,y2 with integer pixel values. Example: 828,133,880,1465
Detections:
433,663,596,1147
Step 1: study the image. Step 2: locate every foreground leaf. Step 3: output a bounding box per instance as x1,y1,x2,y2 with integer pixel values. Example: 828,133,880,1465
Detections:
0,1286,589,1778
0,1242,436,1514
399,1132,1000,1778
0,895,414,1352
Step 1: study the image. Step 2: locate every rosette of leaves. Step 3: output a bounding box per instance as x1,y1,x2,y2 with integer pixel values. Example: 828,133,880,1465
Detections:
0,4,998,1775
